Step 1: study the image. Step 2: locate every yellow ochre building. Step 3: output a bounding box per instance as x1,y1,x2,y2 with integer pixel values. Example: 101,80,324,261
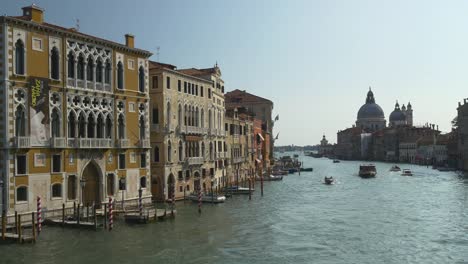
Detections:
0,5,152,214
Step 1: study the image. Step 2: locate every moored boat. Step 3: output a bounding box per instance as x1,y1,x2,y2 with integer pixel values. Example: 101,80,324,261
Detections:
359,164,376,178
257,175,283,181
300,168,313,172
224,186,254,195
324,176,335,185
333,160,340,163
272,170,288,176
401,169,413,176
389,165,401,172
187,193,226,203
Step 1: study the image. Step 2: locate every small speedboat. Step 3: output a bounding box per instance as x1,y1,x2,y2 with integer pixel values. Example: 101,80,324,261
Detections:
359,164,376,178
257,175,283,181
187,193,226,203
272,170,288,176
389,165,401,172
324,176,335,185
300,168,313,172
401,169,413,176
333,160,340,163
224,186,254,195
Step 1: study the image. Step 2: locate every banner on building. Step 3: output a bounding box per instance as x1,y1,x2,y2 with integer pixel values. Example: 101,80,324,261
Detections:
29,78,50,146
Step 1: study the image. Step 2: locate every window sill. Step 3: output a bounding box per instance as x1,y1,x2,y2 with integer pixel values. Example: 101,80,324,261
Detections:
13,74,26,79
15,173,28,177
15,201,28,205
51,197,62,200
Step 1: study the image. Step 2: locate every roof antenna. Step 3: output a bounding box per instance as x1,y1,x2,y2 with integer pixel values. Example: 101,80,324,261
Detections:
75,18,80,32
156,46,160,62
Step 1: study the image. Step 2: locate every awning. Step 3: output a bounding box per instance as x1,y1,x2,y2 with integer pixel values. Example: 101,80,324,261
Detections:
257,133,265,141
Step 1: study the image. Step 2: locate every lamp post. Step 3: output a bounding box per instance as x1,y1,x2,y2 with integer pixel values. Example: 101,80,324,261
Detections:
80,178,86,206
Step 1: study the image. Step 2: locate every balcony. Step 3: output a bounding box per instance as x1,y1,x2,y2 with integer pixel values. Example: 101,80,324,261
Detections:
208,128,217,136
14,137,30,148
67,138,78,148
233,156,245,164
138,139,151,149
187,126,204,135
218,130,226,137
90,138,112,148
117,139,130,148
187,157,204,165
216,152,226,159
50,137,66,148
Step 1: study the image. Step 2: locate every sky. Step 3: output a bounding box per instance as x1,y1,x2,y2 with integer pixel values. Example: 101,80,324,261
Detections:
3,0,468,145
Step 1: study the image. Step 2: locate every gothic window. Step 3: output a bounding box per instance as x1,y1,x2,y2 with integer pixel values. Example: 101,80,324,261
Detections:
154,146,160,162
51,108,60,137
96,114,104,138
209,110,212,129
209,142,213,160
201,109,204,128
152,108,159,124
184,105,188,126
201,142,205,159
117,61,124,89
78,112,86,138
15,106,26,137
87,57,94,81
139,116,145,139
68,111,76,137
15,39,25,75
105,60,111,84
166,102,171,127
77,54,85,80
139,66,145,92
167,141,172,162
87,115,95,138
179,141,183,161
105,115,112,139
118,114,125,139
51,47,60,80
178,105,182,127
67,52,75,78
96,59,103,83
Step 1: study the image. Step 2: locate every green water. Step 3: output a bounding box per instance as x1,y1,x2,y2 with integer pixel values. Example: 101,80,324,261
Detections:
1,153,468,264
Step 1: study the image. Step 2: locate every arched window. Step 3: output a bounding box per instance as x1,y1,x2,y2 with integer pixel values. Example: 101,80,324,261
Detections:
51,47,60,80
15,106,26,137
209,142,213,160
51,108,60,137
154,146,160,162
209,110,212,129
16,186,27,202
117,61,124,89
167,141,172,162
67,175,77,200
140,176,147,188
78,113,86,138
118,114,125,139
178,105,182,127
68,111,76,138
138,66,145,92
96,59,103,83
195,107,199,127
166,102,171,128
96,114,104,138
201,142,205,159
105,115,112,139
105,60,111,84
179,141,183,161
87,57,94,81
139,116,145,139
184,105,188,126
77,54,85,80
196,142,200,157
87,115,95,138
15,40,25,75
201,109,204,128
52,184,62,198
67,52,75,78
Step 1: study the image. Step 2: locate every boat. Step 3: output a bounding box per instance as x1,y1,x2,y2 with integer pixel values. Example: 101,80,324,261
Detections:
293,154,299,158
401,169,413,176
333,160,340,163
389,165,401,172
359,164,376,178
288,168,299,174
272,170,288,176
257,175,283,181
187,193,226,203
300,168,313,172
224,186,254,195
324,176,335,185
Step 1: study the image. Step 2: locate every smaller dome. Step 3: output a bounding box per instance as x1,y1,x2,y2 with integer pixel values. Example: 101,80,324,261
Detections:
390,110,406,122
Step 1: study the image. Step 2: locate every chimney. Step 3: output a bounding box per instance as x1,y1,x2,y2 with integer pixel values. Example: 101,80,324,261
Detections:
125,34,134,48
22,5,44,23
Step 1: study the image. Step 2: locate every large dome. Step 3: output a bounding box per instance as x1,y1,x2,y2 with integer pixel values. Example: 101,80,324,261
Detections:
389,110,406,121
357,103,385,119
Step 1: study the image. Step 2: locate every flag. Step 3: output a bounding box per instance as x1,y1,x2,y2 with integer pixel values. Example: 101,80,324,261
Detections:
274,114,279,121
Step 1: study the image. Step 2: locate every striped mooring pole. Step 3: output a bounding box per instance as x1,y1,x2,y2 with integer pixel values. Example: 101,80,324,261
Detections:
198,188,202,214
37,196,42,234
108,197,113,231
138,188,143,217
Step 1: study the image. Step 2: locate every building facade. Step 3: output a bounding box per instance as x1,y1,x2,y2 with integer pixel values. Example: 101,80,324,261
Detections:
149,62,227,201
0,5,152,214
457,98,468,171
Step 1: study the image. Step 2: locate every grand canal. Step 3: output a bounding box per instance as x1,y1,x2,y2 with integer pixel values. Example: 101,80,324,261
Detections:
2,153,468,264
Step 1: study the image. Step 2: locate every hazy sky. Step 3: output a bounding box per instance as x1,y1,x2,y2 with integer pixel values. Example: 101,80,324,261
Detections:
3,0,468,145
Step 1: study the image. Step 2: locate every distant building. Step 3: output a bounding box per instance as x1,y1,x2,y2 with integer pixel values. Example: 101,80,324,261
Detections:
318,135,334,156
457,98,468,170
335,127,363,160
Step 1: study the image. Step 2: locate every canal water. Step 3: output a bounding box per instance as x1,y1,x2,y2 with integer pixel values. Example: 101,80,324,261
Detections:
2,152,468,264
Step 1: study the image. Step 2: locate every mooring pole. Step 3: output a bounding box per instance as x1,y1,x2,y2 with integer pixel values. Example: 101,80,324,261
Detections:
37,196,42,234
103,203,107,229
31,212,36,242
62,203,65,226
249,178,252,201
1,211,5,240
198,187,202,214
14,211,18,234
260,166,264,196
77,204,81,225
17,214,22,243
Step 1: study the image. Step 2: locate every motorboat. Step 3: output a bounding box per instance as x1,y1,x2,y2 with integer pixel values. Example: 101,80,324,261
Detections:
359,164,377,178
389,165,401,172
187,193,226,203
224,186,254,195
401,169,413,176
333,160,340,163
324,176,335,185
272,170,288,176
257,175,283,181
300,167,313,172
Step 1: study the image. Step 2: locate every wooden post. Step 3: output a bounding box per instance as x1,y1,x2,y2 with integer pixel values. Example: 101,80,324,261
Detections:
260,166,264,196
103,203,107,229
62,204,65,226
77,204,81,225
73,202,76,219
86,204,89,222
14,211,18,234
31,212,36,242
17,214,22,243
2,211,6,240
249,178,252,201
93,204,97,230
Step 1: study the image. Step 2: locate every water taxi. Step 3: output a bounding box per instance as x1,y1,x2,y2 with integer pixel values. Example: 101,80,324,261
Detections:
401,169,413,176
389,165,401,172
359,164,377,178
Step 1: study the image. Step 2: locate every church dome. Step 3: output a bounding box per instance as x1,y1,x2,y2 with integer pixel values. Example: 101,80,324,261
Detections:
389,101,406,122
357,89,385,119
